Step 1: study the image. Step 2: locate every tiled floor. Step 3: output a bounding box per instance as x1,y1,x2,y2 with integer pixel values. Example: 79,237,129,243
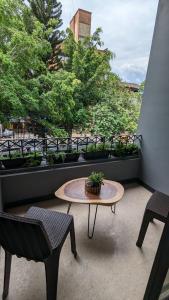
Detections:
0,183,164,300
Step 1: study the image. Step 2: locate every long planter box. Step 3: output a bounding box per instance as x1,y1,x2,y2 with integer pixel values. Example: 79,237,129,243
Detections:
0,157,141,209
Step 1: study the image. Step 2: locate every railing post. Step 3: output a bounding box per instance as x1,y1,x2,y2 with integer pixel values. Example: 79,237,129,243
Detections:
21,140,24,157
8,140,11,159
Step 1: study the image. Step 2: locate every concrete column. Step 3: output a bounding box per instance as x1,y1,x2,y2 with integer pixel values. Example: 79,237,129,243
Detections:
138,0,169,194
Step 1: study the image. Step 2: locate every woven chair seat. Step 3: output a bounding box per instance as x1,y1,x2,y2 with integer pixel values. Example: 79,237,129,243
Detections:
26,207,73,250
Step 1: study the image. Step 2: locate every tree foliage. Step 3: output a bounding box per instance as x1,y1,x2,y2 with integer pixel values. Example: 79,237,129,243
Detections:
63,28,114,106
61,28,119,133
90,88,141,136
28,0,63,69
28,70,80,136
0,0,141,137
0,0,51,125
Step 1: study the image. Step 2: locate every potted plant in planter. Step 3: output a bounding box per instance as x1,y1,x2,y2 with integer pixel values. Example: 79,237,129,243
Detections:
125,143,139,156
0,152,26,169
0,151,43,169
113,142,139,158
23,152,43,167
46,151,66,165
83,143,110,160
64,149,80,163
85,172,104,195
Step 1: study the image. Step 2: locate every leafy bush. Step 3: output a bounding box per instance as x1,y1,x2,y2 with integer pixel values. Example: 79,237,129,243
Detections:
113,143,139,157
0,151,42,160
0,152,22,160
84,143,110,153
46,151,66,165
96,143,111,152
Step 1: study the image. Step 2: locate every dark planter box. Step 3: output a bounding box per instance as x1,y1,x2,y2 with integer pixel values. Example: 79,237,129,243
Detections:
64,153,80,163
2,158,26,169
50,156,64,164
1,157,141,207
113,152,139,159
2,156,42,169
83,151,109,160
25,156,42,167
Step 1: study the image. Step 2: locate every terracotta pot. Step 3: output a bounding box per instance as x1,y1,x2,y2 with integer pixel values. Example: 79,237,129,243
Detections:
85,179,101,195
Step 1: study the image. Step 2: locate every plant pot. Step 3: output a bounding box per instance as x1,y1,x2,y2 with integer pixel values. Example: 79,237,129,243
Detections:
47,154,64,165
24,156,42,167
113,151,139,159
2,158,26,169
85,179,101,195
83,151,109,160
64,153,80,163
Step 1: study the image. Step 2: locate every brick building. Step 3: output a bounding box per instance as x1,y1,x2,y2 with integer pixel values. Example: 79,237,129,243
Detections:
70,9,92,42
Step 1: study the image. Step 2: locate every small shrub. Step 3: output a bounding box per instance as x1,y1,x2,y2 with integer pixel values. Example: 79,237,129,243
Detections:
46,152,66,165
84,143,110,153
113,143,139,157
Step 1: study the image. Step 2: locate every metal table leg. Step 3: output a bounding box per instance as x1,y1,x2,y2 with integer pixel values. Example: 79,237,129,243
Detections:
67,202,72,214
111,203,116,214
88,204,98,239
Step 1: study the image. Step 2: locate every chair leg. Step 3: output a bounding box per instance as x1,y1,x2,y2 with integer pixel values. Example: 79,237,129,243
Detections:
2,251,12,300
70,220,77,258
45,252,60,300
136,210,152,248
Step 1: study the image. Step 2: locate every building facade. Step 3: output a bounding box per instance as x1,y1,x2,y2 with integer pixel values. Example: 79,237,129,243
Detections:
70,9,92,41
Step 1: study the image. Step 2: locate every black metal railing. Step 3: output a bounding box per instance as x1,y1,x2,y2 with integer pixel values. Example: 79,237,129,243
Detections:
0,135,142,158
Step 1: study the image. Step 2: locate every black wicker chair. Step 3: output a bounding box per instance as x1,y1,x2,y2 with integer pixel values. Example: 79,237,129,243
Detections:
0,206,77,300
136,191,169,248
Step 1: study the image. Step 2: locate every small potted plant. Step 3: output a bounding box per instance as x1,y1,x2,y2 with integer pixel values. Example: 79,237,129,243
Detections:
85,171,104,195
23,152,43,167
113,142,139,158
0,151,26,169
46,151,66,165
64,149,80,163
83,143,110,160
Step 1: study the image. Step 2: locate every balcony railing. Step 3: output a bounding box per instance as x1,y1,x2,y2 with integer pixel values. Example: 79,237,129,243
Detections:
0,135,142,158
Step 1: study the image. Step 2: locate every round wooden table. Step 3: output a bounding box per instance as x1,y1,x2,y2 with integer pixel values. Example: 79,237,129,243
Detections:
55,178,124,238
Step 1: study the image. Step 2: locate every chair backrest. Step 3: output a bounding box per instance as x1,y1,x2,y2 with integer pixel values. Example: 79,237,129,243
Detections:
0,212,52,261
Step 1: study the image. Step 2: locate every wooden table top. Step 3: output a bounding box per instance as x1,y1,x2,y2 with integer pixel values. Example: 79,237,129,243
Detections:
55,178,124,206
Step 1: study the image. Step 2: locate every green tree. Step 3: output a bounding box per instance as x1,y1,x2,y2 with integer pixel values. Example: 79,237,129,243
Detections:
0,0,51,124
28,70,80,136
90,86,141,136
61,28,117,134
28,0,63,69
63,28,114,106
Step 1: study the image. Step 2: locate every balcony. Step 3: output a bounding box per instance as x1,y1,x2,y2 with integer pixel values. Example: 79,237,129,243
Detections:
0,182,161,300
1,0,169,298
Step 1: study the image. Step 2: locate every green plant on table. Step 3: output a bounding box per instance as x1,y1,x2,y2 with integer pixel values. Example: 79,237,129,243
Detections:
88,172,104,187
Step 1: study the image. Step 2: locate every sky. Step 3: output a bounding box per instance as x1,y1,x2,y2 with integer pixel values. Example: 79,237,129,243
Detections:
60,0,159,84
